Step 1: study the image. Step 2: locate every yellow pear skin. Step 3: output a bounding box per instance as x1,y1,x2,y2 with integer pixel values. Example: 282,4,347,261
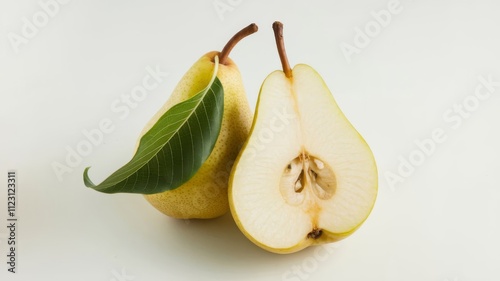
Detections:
143,50,253,219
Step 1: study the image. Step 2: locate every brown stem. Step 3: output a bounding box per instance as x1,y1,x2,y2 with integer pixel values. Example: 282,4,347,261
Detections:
218,23,258,65
272,21,292,78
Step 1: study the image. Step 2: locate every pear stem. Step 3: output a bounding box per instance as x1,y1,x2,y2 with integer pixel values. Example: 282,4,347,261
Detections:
219,23,258,65
272,21,292,78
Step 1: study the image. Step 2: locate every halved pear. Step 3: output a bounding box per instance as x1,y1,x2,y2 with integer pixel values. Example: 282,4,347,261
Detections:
229,22,377,254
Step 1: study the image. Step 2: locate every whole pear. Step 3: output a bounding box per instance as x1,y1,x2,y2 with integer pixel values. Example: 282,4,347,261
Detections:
143,24,256,219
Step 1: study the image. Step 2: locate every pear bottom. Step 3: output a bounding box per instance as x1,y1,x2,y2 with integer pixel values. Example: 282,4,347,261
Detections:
144,175,228,219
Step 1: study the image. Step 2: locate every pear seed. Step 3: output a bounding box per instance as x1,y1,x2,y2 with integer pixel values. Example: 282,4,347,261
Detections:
294,179,303,192
314,159,324,170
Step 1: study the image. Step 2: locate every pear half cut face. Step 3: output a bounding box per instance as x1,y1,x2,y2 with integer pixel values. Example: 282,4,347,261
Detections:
229,64,377,253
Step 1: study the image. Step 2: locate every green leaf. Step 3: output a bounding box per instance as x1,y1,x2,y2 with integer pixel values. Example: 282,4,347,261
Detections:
83,57,224,194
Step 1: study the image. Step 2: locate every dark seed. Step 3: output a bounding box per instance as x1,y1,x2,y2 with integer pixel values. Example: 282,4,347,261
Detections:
310,169,317,179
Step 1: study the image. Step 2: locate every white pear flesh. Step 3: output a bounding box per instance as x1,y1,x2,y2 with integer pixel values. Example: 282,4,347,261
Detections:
229,64,377,253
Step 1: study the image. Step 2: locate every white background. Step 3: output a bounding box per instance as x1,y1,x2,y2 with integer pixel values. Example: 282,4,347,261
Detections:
1,0,500,280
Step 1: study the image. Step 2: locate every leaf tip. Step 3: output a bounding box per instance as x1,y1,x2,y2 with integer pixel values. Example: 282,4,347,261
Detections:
83,166,96,188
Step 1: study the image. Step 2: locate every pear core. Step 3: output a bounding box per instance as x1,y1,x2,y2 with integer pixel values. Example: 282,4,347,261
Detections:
280,152,336,206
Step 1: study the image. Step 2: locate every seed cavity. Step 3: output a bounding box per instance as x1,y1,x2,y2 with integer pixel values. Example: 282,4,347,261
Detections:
279,152,336,206
294,176,303,192
309,169,317,179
